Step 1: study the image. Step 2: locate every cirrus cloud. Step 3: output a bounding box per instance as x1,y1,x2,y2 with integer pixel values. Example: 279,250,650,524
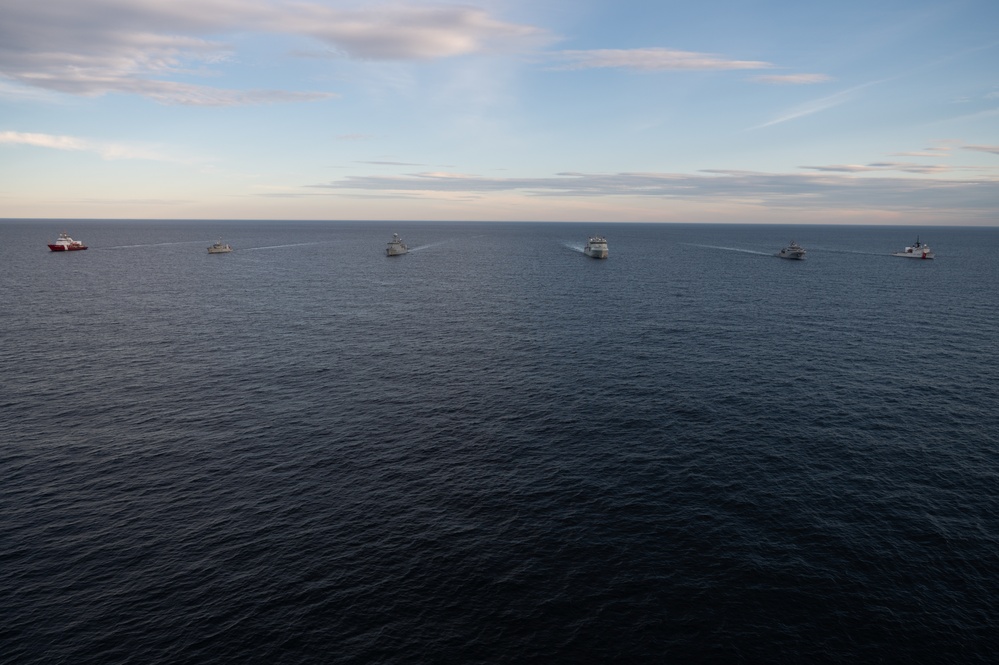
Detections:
0,0,548,104
285,4,551,60
751,80,880,129
0,130,188,161
963,144,999,155
751,73,832,85
800,162,955,174
550,47,772,71
308,168,999,215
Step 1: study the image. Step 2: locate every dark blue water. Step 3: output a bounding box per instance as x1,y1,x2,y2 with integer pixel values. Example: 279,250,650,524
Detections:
2,221,997,663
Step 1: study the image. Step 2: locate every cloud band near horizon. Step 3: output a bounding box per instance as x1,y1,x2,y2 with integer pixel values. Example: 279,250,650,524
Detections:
309,168,999,214
0,0,827,106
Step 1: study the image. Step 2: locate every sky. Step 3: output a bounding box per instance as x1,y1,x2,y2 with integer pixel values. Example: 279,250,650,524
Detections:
1,0,998,224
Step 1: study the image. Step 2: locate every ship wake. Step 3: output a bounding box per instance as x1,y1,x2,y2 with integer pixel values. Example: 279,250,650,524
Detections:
685,243,772,256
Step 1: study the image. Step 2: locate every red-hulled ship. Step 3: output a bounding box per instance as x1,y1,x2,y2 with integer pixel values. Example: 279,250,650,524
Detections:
48,232,88,251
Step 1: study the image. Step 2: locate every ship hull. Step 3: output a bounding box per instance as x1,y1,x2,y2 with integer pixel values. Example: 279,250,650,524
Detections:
892,238,933,259
48,244,87,251
386,233,408,256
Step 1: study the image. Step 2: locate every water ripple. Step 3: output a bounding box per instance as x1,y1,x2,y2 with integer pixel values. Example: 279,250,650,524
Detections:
2,221,997,663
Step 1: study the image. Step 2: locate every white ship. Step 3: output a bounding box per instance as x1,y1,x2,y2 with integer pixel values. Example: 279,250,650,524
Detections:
584,236,608,259
207,239,232,254
386,233,408,256
48,231,88,251
891,237,933,259
777,240,806,260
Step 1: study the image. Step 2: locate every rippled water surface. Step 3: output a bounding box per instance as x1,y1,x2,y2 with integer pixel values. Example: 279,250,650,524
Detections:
2,221,997,663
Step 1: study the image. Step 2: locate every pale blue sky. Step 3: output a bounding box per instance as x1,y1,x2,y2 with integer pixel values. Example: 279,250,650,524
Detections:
1,0,997,223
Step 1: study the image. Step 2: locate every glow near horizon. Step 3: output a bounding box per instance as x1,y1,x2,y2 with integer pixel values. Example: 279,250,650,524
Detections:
0,0,997,225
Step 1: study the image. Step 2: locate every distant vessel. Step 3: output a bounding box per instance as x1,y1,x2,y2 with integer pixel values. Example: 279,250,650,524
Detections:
47,232,87,252
777,240,806,260
584,236,608,259
892,237,933,259
386,233,408,256
207,239,232,254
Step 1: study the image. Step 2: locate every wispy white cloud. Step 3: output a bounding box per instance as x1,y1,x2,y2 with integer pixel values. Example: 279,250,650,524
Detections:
309,168,999,213
550,47,771,71
0,0,547,104
0,130,185,161
800,162,954,174
0,79,69,103
120,80,334,107
0,1,247,102
963,144,999,155
0,131,88,151
891,146,953,157
355,160,426,166
284,5,551,60
751,80,880,129
751,73,831,85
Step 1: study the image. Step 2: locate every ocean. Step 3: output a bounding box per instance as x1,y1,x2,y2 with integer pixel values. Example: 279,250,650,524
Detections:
2,220,997,663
